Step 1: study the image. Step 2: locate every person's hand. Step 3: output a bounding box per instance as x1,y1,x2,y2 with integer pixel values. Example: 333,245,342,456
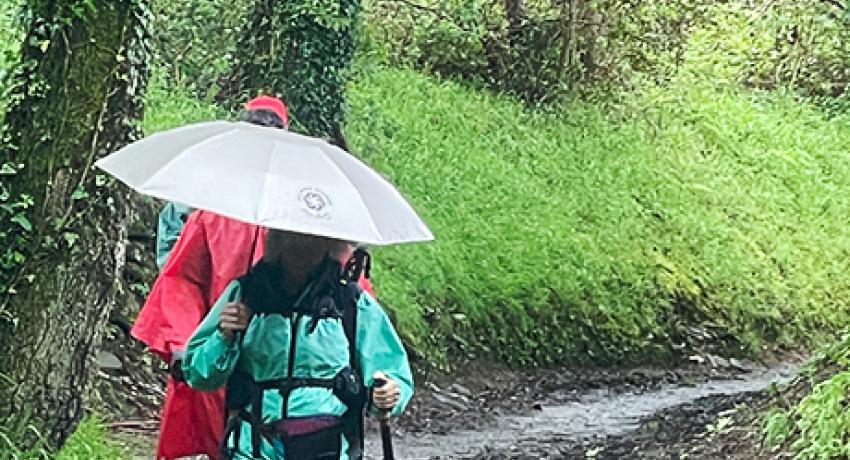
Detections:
219,302,251,341
372,371,401,411
169,357,185,382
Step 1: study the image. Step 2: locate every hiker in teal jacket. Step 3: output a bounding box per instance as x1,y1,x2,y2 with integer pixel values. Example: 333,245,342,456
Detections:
182,230,413,460
155,202,192,269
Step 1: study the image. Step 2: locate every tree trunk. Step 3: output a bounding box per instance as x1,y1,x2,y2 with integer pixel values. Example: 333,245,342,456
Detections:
505,0,525,46
226,0,275,101
229,0,362,139
0,0,149,450
579,4,600,80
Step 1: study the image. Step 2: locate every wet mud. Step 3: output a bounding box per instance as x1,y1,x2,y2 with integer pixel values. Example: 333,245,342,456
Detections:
361,362,798,459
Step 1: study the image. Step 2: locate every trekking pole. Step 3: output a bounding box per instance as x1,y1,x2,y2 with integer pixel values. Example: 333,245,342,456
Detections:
373,378,395,460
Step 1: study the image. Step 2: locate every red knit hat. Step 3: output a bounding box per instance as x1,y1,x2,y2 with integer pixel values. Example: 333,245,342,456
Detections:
245,96,289,127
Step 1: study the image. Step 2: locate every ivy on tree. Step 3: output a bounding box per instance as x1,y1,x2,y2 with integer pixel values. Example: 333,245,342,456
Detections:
228,0,362,140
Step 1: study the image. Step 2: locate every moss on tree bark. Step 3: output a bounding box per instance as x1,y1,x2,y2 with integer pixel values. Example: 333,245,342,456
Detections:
0,0,149,450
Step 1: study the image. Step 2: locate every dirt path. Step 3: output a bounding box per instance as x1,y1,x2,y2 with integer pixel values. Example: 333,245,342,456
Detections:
385,363,797,459
110,357,800,459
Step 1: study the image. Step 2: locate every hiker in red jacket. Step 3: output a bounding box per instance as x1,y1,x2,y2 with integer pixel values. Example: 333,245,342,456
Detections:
132,96,374,459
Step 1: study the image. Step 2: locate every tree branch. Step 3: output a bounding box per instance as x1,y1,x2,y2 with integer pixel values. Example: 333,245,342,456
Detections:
822,0,846,10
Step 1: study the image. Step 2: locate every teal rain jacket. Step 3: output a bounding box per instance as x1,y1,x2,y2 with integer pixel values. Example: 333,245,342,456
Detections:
155,202,193,269
182,279,413,459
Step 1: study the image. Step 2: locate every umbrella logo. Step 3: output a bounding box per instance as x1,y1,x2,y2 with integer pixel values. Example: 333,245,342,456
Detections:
298,187,333,218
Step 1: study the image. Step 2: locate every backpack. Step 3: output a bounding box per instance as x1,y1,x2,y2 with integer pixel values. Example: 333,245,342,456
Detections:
221,249,372,459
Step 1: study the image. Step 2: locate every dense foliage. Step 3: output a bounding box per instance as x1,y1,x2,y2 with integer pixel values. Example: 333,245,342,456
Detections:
0,0,23,115
764,335,850,459
363,0,849,104
143,0,849,108
149,0,249,97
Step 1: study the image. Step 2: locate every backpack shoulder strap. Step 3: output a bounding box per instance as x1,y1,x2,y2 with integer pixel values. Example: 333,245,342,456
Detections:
341,281,362,371
339,281,365,459
341,248,370,367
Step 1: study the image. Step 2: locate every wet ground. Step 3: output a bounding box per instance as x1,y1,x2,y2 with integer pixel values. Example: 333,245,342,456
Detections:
108,353,801,459
359,361,798,459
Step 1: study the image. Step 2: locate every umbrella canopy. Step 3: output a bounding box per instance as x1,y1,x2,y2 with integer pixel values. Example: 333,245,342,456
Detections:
95,121,433,246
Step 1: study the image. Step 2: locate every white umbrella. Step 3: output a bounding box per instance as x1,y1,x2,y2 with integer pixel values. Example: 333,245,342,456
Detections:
95,121,433,246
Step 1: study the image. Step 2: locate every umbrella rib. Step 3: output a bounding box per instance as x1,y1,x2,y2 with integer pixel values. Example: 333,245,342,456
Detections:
139,126,237,192
258,137,279,225
318,146,384,242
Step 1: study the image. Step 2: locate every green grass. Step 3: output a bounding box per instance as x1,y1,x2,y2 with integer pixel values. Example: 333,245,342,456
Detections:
789,371,850,459
0,416,121,460
764,334,850,459
143,69,229,133
342,67,850,368
143,65,850,370
53,417,121,460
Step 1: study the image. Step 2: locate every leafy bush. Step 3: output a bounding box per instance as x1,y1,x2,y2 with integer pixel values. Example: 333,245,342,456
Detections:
743,0,850,101
681,1,849,105
764,334,850,459
144,0,850,108
363,0,849,106
362,0,711,103
143,67,229,134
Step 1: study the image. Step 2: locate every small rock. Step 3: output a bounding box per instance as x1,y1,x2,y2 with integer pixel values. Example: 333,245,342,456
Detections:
687,326,710,341
433,393,469,412
443,391,471,405
729,358,747,371
97,350,123,370
707,354,730,369
718,408,737,417
449,383,473,397
688,354,705,364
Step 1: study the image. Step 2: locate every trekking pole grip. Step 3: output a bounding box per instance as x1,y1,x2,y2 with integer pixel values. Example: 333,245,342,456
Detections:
373,377,391,421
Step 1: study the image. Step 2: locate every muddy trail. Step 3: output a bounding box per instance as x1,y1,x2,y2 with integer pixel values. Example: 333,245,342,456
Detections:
368,361,798,459
106,351,800,459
